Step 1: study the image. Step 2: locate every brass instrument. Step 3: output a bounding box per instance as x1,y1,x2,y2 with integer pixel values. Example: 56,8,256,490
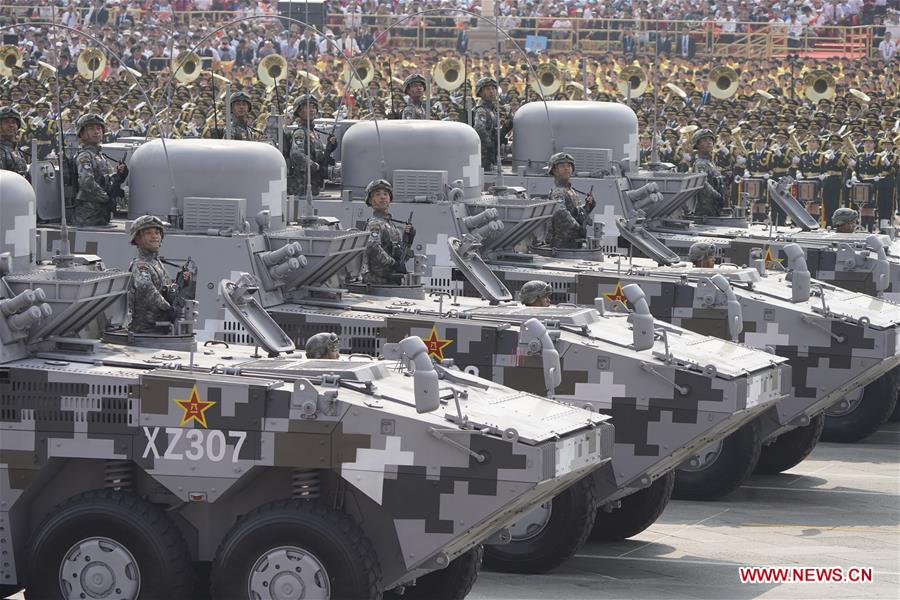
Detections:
36,61,57,82
664,82,687,100
841,133,860,159
848,88,871,104
756,89,775,101
297,69,321,94
173,51,202,84
258,53,287,88
803,69,836,103
77,48,107,80
432,57,464,91
530,63,562,97
732,126,749,156
707,65,738,100
0,45,22,78
617,65,646,98
788,133,804,155
566,82,585,100
342,57,374,91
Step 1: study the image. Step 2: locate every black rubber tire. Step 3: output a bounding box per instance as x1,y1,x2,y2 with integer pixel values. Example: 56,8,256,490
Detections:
823,372,900,442
391,546,483,600
590,471,675,541
755,414,826,474
673,419,762,501
210,500,381,600
482,475,597,574
26,489,193,600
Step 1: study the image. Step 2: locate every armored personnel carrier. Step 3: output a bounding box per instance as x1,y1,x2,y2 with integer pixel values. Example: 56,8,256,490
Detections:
34,139,788,573
0,171,618,600
295,119,898,500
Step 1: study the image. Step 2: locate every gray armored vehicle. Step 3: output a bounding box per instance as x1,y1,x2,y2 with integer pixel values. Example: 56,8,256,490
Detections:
300,119,899,487
0,171,616,599
34,140,788,573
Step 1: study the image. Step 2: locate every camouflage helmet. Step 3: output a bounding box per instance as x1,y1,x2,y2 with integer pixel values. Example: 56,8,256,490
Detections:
688,241,717,264
832,207,859,226
475,77,498,97
0,106,23,127
548,152,575,172
518,280,552,305
292,94,319,115
691,128,715,148
305,332,340,358
365,178,393,206
403,74,426,93
230,91,252,111
76,112,106,135
129,215,166,245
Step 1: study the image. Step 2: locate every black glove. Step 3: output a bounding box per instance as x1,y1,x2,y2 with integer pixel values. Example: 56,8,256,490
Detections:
402,226,416,246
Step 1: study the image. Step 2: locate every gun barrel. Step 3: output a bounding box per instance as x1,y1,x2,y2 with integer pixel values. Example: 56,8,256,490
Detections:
7,306,43,331
0,289,37,316
462,208,500,232
260,242,303,267
269,257,303,279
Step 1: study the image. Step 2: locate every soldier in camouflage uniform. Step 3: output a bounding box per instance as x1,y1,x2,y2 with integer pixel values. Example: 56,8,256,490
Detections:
832,207,859,234
73,113,128,227
690,128,726,217
0,106,27,178
688,241,717,268
473,77,511,172
305,332,341,358
288,94,336,197
546,152,596,249
225,92,256,141
518,280,552,307
400,74,428,120
363,179,415,284
127,215,187,333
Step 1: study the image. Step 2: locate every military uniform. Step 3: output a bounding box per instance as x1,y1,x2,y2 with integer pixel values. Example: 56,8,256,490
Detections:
401,99,428,120
548,184,594,248
473,99,500,171
364,210,406,284
745,147,776,223
691,155,726,216
74,144,123,226
288,125,329,196
226,119,255,141
854,148,893,229
0,139,27,177
128,247,176,333
822,146,851,227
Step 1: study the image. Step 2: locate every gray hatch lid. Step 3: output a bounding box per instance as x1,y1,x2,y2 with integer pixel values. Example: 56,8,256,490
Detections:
626,171,705,220
219,274,295,356
767,178,819,231
465,305,599,327
447,235,513,303
470,198,556,252
616,218,682,265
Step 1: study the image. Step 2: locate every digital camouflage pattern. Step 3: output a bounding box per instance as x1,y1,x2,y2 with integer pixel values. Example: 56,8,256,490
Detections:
364,210,406,284
73,143,121,226
127,247,175,333
548,184,594,249
0,139,27,177
288,125,327,196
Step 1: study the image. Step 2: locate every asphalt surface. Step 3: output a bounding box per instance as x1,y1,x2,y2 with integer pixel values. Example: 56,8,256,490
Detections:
7,421,899,600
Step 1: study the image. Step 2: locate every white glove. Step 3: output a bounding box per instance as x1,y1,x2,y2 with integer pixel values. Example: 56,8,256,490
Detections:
818,174,826,181
791,156,800,166
744,170,750,178
874,176,881,182
736,156,747,166
774,149,782,158
682,152,692,162
847,158,857,167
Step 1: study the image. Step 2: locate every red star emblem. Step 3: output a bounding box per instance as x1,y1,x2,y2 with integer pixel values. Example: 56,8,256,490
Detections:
423,326,453,361
604,282,629,309
763,247,784,270
175,385,216,428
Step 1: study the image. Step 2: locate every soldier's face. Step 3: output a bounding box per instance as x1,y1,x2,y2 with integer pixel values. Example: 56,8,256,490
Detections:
835,222,856,233
80,123,104,144
296,103,317,123
232,101,249,117
408,82,424,99
695,256,716,268
370,189,391,211
697,137,713,153
552,162,573,181
136,227,163,252
325,349,340,359
527,295,551,307
0,117,18,138
480,85,498,102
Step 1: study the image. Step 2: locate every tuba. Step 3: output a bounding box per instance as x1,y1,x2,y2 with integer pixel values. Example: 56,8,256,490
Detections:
432,57,464,91
173,51,202,84
530,63,562,97
707,65,738,99
803,69,835,103
617,65,647,98
0,45,22,78
258,53,287,88
342,57,374,91
77,48,107,80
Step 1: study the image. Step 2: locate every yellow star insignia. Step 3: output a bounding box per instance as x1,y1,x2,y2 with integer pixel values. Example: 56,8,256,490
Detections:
175,385,216,428
423,326,453,361
763,247,784,270
604,282,629,309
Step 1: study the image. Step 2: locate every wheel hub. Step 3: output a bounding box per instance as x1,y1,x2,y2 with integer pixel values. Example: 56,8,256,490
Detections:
60,537,140,599
826,388,865,418
248,546,330,600
680,440,724,472
507,500,553,541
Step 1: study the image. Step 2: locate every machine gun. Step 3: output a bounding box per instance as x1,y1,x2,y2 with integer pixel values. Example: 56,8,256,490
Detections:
160,257,198,324
390,211,416,277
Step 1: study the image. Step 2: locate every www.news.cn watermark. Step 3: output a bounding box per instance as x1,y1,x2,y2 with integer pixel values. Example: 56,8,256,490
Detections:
740,566,874,584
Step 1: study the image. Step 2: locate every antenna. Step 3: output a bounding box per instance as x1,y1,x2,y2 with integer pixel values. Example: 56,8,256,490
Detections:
50,6,73,266
494,1,503,185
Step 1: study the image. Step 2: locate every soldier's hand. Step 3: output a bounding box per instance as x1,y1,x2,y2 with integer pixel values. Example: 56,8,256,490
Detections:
404,223,413,235
327,135,337,148
117,163,128,177
585,194,595,208
181,271,191,283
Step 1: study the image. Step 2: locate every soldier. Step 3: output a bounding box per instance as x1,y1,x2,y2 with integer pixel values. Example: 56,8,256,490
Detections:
73,113,128,227
874,136,896,231
690,128,726,217
854,136,894,232
400,74,428,120
0,106,27,178
127,215,190,333
518,280,552,307
743,134,777,223
362,179,415,285
822,134,856,227
796,134,827,222
688,241,717,268
546,152,595,249
217,92,255,141
288,95,336,197
305,332,341,359
832,207,859,234
472,77,510,172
